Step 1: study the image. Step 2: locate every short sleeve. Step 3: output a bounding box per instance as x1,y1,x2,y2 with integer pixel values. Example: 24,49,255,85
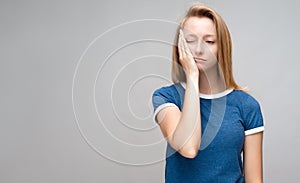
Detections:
152,86,178,124
241,95,265,136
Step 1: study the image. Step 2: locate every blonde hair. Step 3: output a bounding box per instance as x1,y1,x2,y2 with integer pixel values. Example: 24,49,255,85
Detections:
172,3,246,91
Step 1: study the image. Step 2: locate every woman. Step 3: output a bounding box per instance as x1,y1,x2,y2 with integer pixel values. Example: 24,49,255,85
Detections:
152,4,264,183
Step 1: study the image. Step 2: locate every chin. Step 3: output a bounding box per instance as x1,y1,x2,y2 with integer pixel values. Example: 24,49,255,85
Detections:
197,66,205,72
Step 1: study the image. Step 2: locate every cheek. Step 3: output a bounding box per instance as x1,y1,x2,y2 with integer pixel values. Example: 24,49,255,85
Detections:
214,48,218,57
208,45,218,57
187,43,218,57
187,43,197,51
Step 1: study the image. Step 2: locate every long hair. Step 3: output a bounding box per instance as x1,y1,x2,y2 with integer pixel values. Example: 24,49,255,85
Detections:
172,3,245,91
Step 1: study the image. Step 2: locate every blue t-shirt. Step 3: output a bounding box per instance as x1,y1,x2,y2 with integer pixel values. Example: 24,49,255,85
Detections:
152,82,264,183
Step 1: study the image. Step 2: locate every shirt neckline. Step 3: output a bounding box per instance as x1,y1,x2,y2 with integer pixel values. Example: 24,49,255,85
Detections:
179,82,234,99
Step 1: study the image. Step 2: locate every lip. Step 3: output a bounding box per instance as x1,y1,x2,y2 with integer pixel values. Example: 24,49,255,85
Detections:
194,57,207,62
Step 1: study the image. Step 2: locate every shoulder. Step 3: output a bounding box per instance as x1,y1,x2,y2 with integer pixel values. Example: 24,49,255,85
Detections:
152,83,178,103
230,89,261,107
151,83,181,121
152,83,179,98
231,90,264,134
231,90,263,120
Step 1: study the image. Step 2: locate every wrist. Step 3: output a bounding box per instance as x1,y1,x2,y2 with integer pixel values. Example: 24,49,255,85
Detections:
186,76,199,88
186,73,199,82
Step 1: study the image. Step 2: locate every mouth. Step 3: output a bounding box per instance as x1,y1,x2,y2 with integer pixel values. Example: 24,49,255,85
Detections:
194,57,207,62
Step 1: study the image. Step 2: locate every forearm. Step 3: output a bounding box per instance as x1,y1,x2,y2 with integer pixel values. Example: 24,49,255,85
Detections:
244,132,264,183
171,76,201,156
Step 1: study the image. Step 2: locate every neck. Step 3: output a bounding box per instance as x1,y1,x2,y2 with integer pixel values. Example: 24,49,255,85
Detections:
198,67,226,95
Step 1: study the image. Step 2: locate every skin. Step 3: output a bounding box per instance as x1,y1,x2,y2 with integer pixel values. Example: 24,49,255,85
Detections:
156,16,263,182
182,16,226,94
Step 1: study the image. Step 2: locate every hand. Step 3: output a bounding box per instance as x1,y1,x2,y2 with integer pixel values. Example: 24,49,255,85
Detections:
178,29,199,78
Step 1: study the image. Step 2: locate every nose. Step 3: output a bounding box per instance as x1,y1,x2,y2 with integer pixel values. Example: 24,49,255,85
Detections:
195,39,204,55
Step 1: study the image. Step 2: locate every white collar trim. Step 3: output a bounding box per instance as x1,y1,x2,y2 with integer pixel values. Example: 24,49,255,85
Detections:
179,82,234,99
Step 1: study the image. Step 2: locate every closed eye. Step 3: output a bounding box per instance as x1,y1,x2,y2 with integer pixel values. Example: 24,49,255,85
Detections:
206,41,215,44
186,40,196,43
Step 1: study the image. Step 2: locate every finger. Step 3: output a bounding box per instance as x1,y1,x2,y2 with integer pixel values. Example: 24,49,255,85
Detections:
177,34,182,59
178,31,186,58
178,32,185,59
180,30,193,58
179,29,187,51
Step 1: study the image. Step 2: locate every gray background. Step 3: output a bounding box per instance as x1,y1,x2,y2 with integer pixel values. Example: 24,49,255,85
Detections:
1,0,299,182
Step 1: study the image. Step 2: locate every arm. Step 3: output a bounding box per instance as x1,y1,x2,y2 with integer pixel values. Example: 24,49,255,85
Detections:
243,132,264,183
156,77,201,158
155,29,201,158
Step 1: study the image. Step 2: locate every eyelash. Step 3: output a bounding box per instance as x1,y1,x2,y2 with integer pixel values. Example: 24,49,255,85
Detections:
186,40,215,44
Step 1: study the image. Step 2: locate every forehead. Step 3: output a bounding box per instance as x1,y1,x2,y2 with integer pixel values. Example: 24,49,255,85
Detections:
183,16,216,37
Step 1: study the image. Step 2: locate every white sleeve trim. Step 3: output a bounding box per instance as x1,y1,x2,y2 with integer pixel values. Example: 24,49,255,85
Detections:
245,126,264,136
153,103,178,124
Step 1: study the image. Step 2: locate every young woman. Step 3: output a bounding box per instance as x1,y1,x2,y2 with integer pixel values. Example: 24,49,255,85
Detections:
152,4,264,183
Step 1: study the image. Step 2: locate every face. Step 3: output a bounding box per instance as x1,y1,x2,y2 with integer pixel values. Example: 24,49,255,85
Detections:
182,16,218,72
